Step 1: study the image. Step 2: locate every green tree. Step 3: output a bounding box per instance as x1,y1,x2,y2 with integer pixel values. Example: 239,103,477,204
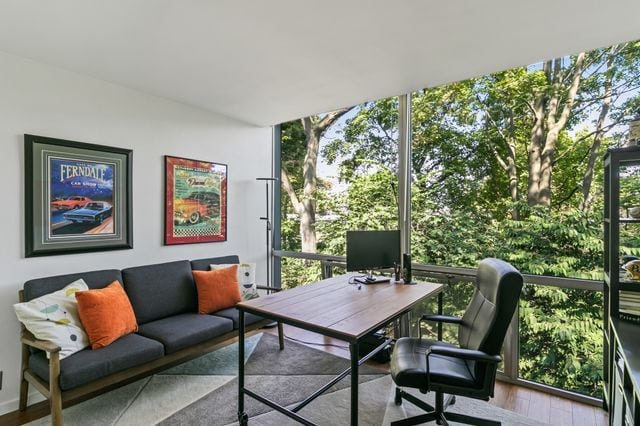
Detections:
281,109,353,253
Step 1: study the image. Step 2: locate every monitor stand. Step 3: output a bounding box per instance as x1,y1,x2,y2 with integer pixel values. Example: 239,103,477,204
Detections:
354,271,391,284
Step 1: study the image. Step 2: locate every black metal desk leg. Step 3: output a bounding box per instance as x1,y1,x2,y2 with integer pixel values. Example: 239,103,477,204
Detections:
350,342,359,425
238,310,248,425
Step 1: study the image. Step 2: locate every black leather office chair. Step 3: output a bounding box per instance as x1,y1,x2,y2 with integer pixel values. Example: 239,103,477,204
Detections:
390,258,523,426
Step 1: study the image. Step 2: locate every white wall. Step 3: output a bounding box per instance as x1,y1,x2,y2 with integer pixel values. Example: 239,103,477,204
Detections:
0,50,272,414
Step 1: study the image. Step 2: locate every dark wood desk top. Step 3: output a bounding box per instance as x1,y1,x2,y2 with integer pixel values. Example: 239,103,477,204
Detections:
237,274,443,342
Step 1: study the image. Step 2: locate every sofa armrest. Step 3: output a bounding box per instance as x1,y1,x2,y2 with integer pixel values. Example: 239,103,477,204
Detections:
21,330,61,354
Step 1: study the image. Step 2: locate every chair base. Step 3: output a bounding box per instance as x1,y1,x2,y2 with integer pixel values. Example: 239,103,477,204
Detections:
391,388,500,426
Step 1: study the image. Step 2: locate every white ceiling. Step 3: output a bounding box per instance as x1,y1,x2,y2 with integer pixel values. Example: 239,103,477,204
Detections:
0,1,639,126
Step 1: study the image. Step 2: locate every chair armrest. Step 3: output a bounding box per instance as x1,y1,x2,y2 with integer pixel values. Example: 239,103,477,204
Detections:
418,315,463,342
421,314,463,324
256,285,282,292
426,345,501,363
21,330,61,354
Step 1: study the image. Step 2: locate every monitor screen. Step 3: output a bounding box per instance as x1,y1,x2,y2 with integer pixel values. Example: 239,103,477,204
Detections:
346,230,401,272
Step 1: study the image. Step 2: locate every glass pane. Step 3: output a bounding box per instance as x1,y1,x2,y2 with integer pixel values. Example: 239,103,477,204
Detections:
407,40,640,281
279,98,399,287
519,283,603,397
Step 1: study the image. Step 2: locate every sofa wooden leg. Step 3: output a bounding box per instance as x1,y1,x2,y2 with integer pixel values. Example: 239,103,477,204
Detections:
19,378,29,411
278,322,285,350
49,352,63,426
19,380,29,412
19,344,29,411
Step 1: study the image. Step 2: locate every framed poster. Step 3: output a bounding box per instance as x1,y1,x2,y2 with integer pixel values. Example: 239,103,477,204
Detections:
164,155,227,245
25,134,133,257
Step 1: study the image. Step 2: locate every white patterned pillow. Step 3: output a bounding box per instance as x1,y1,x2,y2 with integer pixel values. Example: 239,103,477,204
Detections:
210,263,258,300
14,279,90,359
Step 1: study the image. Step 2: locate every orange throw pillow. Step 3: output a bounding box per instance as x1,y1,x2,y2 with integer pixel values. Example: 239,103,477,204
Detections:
193,265,241,314
76,281,138,349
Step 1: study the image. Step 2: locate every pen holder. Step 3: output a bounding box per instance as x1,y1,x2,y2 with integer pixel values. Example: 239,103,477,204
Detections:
393,262,401,281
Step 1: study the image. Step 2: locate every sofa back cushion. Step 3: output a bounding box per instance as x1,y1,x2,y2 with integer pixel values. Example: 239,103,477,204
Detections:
190,255,239,271
24,270,123,302
122,260,196,324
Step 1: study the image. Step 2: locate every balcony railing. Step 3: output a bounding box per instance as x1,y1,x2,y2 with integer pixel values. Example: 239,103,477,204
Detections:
273,250,604,407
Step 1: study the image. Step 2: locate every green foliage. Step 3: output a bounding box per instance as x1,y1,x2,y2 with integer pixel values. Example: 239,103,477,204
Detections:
280,257,323,290
519,285,603,396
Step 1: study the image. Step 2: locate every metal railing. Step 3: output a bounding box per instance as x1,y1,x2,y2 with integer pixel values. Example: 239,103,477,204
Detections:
273,249,604,406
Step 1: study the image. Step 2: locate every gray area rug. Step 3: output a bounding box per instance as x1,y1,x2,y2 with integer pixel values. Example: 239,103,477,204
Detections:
30,333,548,425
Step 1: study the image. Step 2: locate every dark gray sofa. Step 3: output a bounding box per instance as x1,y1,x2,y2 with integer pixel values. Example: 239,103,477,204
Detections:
18,255,280,426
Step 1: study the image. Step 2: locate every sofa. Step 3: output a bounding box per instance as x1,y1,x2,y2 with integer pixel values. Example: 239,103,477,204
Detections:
17,255,283,426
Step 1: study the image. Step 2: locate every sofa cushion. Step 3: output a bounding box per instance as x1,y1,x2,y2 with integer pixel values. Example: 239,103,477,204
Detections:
193,266,242,314
14,279,90,359
190,255,240,271
76,282,139,349
24,270,123,301
137,313,233,354
122,260,196,324
212,308,264,329
29,333,164,391
210,263,258,300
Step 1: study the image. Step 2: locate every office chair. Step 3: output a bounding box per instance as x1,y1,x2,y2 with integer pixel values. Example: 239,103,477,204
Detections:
390,258,523,426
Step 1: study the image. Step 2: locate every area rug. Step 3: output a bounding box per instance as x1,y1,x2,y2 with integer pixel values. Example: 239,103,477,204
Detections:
30,333,548,425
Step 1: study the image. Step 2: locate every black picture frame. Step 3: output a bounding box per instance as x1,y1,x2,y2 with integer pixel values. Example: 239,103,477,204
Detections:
24,134,133,257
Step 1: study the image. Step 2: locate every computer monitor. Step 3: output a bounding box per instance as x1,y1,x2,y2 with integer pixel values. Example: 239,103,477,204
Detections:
346,230,401,276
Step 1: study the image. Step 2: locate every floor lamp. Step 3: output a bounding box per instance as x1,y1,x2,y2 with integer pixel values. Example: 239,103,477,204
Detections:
256,177,278,290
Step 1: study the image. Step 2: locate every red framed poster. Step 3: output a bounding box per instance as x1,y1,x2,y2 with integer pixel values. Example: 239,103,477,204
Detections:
164,156,227,245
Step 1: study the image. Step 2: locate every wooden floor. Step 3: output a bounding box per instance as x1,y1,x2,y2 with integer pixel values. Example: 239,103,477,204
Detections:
0,324,608,426
268,325,609,426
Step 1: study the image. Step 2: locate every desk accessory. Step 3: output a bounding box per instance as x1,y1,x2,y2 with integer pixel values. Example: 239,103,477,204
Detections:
402,253,412,283
394,262,401,281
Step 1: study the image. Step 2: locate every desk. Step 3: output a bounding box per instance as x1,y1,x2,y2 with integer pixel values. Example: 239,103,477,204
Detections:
236,274,443,425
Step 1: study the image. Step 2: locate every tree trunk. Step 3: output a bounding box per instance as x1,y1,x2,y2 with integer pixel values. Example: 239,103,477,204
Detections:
283,108,352,254
581,48,615,212
527,91,546,206
301,117,319,253
528,52,586,207
506,113,519,220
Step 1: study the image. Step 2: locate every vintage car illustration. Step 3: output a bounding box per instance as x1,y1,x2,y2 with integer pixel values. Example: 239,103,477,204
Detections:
63,201,113,224
174,191,219,225
51,196,92,211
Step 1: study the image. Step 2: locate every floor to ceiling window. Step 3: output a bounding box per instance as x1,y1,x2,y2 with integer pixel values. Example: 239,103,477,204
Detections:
275,38,640,400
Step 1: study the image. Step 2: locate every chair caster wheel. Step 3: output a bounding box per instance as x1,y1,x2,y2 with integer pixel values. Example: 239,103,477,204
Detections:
395,388,403,406
238,412,248,425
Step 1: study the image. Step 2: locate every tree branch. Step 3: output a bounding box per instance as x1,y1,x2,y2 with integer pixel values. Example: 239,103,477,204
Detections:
280,168,302,214
316,107,353,133
475,99,511,171
555,52,586,131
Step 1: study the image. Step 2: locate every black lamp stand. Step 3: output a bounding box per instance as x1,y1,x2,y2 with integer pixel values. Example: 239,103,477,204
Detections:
256,177,278,289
